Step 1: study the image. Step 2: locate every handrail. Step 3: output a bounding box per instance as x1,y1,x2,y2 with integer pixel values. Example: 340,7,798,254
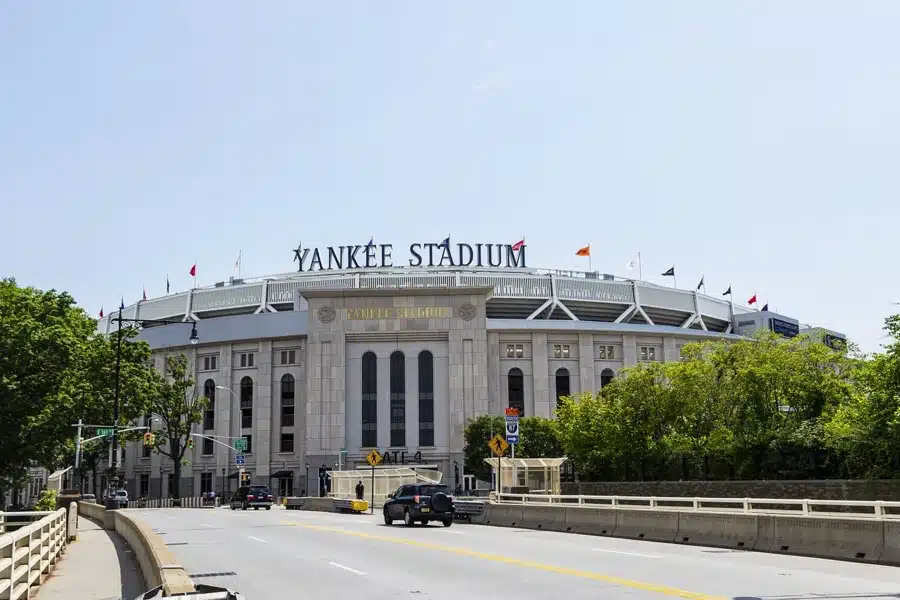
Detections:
0,507,68,599
0,511,55,534
495,493,900,520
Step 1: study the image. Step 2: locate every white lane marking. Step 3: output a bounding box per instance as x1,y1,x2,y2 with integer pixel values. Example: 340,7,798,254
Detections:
328,562,366,575
201,523,213,528
167,517,177,520
592,548,661,559
247,536,268,543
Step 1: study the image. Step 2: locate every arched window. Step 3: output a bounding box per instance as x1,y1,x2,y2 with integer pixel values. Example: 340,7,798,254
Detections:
600,368,615,388
508,368,524,416
418,351,434,447
390,351,406,447
555,368,570,409
361,352,377,447
240,376,253,429
202,379,215,430
281,374,295,427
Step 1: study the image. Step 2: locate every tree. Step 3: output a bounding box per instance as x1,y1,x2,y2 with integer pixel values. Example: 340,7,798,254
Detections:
146,355,206,499
463,414,564,482
0,279,95,490
463,415,506,481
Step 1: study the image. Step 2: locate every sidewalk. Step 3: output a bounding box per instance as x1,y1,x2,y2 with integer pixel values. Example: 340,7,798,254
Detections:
36,515,146,600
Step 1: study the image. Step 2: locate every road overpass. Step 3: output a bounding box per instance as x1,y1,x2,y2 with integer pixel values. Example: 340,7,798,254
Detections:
130,507,900,600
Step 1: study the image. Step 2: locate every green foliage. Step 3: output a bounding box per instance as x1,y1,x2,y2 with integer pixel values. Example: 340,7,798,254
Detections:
463,414,564,481
467,321,900,483
34,489,57,511
146,355,207,498
0,279,160,490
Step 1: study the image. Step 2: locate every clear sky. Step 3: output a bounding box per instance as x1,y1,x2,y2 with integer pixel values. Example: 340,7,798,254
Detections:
2,2,897,352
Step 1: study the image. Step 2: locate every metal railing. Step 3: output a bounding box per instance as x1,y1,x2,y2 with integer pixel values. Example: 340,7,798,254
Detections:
0,512,55,534
0,508,68,599
126,497,214,509
495,493,900,521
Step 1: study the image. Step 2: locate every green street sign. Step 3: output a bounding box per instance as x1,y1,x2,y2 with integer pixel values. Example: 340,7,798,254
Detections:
97,428,114,437
233,438,247,451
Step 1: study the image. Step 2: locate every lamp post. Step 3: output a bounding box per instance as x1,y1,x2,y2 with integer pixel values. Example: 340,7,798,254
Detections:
221,467,226,502
106,311,198,509
305,462,310,497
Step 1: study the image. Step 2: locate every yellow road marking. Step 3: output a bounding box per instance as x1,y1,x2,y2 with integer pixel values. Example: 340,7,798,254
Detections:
281,521,724,600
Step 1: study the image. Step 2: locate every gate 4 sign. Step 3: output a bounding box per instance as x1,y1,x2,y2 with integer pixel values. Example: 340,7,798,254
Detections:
505,416,519,444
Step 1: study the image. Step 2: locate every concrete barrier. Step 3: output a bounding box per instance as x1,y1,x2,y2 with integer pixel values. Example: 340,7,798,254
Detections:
77,503,196,595
564,506,617,536
519,504,569,532
613,509,680,542
480,503,900,566
676,512,759,550
482,504,525,528
766,516,883,564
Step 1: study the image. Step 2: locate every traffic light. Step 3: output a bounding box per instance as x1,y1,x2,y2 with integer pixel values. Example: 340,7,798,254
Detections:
240,471,250,484
187,438,194,450
143,432,153,446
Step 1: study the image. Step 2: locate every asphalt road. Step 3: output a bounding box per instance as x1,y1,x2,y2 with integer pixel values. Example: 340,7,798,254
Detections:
133,506,900,600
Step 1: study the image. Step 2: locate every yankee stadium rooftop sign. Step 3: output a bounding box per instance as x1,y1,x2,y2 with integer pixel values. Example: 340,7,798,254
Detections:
292,241,527,272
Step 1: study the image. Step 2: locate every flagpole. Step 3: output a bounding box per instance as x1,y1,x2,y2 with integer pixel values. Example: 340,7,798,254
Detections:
638,252,642,281
588,244,592,273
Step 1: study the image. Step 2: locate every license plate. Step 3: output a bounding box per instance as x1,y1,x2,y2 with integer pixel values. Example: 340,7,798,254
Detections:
420,507,430,512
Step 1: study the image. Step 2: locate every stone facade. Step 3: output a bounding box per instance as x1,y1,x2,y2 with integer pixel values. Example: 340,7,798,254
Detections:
562,480,900,501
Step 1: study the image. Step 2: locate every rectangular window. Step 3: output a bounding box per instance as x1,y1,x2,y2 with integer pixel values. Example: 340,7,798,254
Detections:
390,352,405,448
244,435,252,454
139,474,149,498
203,408,214,431
598,345,615,359
281,404,294,427
361,353,378,448
280,350,297,365
553,344,571,358
248,353,254,367
202,356,218,371
280,433,294,453
505,344,524,358
202,437,214,455
200,472,213,495
240,353,247,367
418,351,435,447
241,408,252,429
640,346,657,361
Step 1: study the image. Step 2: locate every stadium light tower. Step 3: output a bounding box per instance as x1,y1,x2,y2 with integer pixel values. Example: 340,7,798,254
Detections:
106,310,198,509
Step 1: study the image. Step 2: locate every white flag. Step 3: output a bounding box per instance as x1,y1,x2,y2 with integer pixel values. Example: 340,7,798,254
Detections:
235,250,242,269
626,255,639,270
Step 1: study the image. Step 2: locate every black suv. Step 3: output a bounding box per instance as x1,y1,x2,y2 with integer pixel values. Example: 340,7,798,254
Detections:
230,485,274,510
383,483,455,527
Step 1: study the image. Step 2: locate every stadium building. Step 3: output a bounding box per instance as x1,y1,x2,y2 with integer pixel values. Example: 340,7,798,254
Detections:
98,241,846,499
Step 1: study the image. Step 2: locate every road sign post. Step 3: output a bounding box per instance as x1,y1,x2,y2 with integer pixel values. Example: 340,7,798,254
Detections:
505,407,520,490
366,450,383,515
488,434,509,494
233,438,247,452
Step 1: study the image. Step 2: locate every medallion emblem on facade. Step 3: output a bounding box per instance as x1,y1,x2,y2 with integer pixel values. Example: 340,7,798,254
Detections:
317,306,336,324
458,303,477,322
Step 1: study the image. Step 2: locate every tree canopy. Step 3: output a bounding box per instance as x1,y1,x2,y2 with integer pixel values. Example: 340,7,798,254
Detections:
0,278,158,491
466,317,900,482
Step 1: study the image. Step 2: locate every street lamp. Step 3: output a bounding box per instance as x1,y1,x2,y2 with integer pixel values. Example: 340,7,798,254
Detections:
305,462,310,497
107,311,199,509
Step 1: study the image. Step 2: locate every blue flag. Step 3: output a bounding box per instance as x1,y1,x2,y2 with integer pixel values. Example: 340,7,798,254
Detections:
119,298,125,311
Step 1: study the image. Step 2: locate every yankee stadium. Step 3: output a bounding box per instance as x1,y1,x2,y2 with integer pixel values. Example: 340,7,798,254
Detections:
98,240,846,500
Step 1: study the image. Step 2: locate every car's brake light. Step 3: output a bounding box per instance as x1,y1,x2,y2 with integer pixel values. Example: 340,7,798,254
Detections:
414,495,420,503
267,495,273,499
247,495,255,500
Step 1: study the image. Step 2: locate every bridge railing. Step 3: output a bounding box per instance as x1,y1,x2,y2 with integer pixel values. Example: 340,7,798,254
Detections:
494,493,900,520
0,511,56,534
0,507,68,598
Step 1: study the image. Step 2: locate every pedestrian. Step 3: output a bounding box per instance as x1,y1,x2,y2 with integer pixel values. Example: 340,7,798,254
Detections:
355,480,364,500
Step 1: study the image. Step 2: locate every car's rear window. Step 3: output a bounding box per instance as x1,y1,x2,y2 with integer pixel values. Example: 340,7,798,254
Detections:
418,485,450,496
250,487,271,494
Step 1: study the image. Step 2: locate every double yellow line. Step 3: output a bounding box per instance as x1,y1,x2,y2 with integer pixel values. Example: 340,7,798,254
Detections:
282,521,725,600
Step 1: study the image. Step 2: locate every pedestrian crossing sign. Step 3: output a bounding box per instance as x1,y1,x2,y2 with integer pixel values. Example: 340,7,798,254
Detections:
366,449,383,467
488,434,509,457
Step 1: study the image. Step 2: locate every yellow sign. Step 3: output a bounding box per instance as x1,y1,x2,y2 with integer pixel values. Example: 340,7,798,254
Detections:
366,449,383,467
488,435,509,457
346,307,452,320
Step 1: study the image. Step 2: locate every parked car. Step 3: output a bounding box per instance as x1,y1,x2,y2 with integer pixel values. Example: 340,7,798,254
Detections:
230,485,274,510
383,483,455,527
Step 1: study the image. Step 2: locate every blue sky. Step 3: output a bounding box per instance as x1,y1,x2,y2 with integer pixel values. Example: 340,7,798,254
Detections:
2,2,897,352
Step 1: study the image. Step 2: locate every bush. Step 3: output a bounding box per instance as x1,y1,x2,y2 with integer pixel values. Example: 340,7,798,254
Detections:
34,489,57,511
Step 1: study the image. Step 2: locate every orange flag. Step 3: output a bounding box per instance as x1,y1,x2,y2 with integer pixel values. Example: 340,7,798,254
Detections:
575,245,591,257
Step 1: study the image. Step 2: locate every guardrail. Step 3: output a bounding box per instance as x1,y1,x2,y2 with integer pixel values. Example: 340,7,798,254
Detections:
0,507,68,599
0,512,55,534
495,493,900,520
125,497,216,509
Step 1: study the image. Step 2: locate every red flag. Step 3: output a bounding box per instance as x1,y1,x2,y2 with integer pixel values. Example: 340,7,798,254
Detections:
747,294,757,305
511,239,525,251
189,264,197,277
99,307,104,318
575,245,590,257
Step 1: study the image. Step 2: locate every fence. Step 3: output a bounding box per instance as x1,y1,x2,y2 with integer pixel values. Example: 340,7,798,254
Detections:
0,507,68,599
495,493,900,520
125,497,214,509
0,512,55,534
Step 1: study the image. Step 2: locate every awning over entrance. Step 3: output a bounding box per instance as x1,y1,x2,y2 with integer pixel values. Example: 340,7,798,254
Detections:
270,470,293,479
